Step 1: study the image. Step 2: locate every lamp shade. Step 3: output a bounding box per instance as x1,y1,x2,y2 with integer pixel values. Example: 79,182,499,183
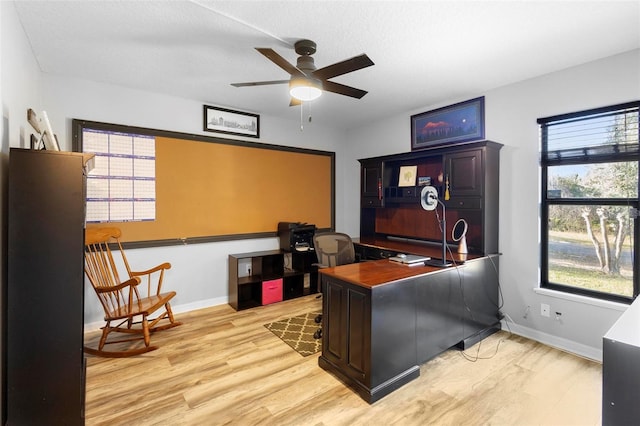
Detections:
289,76,323,101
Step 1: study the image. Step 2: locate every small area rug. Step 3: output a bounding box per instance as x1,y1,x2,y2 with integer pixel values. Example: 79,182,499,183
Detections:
264,312,322,357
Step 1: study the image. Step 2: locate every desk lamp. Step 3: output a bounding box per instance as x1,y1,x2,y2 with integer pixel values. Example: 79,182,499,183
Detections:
420,185,452,268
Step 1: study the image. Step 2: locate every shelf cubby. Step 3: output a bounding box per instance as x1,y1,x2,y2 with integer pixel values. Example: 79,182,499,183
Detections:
229,249,318,310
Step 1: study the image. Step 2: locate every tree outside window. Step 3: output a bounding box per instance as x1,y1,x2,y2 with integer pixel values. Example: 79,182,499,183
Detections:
539,102,639,303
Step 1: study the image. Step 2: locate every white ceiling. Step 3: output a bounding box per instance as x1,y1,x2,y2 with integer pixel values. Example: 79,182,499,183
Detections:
12,0,640,130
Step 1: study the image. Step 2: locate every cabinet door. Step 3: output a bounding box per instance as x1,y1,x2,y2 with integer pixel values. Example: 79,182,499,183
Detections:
361,160,383,207
445,149,483,197
322,276,371,384
415,269,464,364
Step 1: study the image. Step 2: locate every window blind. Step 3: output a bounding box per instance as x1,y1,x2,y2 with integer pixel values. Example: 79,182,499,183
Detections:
539,102,639,163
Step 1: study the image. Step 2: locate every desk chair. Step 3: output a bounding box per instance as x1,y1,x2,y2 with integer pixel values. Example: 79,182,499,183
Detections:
313,232,357,339
84,227,182,357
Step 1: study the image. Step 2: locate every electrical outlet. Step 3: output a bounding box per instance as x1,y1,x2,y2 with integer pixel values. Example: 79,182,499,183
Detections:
541,303,550,317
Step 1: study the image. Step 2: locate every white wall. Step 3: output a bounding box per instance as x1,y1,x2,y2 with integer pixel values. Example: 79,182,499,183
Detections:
1,1,43,152
1,1,47,420
40,74,348,326
3,0,639,361
344,49,640,360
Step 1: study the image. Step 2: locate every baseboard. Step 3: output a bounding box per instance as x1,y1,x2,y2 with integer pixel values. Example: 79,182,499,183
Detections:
172,296,229,315
319,355,420,404
501,320,602,362
84,296,229,332
84,298,602,364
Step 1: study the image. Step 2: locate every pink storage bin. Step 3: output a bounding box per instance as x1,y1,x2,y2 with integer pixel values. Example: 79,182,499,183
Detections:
262,278,283,305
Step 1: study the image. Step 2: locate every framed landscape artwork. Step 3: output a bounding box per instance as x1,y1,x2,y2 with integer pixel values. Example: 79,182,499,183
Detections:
203,105,260,138
411,96,485,151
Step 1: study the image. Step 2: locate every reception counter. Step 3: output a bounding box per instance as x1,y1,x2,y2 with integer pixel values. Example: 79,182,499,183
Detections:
317,254,501,403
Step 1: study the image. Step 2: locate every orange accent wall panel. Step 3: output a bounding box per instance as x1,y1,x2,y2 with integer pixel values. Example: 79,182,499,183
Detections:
77,120,334,244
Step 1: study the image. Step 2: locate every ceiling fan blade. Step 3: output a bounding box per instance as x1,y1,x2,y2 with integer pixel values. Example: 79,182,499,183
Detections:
322,80,368,99
256,48,305,77
312,54,374,80
231,80,289,87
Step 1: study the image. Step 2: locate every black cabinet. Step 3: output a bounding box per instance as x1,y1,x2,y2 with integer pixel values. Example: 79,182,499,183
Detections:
7,148,92,425
444,148,483,197
360,159,384,207
318,255,501,403
228,250,318,310
602,297,640,426
319,273,418,403
321,277,370,384
415,269,465,364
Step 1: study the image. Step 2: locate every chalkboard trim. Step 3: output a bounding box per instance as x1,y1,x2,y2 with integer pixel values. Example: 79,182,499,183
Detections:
118,227,334,250
71,119,336,247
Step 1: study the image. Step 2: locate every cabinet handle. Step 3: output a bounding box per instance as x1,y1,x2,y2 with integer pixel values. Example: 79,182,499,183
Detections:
378,179,382,200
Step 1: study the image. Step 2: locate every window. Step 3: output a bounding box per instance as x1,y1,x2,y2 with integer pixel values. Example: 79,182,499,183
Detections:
539,101,639,303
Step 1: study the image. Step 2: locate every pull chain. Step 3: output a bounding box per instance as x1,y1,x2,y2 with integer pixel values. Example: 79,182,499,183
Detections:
299,101,313,131
300,101,304,131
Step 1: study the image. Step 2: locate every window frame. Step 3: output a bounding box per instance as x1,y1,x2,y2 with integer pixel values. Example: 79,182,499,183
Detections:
538,101,640,304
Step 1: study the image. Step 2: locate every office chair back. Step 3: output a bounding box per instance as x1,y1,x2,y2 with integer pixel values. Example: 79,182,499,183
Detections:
313,232,356,268
311,232,356,339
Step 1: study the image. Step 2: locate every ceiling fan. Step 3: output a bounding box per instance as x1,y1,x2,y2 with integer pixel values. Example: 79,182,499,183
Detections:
231,39,374,105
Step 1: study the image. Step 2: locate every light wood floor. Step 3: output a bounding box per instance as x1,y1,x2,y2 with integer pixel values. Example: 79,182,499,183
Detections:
84,295,602,425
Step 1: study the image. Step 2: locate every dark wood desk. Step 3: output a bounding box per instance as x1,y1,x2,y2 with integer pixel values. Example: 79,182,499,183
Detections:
317,255,500,403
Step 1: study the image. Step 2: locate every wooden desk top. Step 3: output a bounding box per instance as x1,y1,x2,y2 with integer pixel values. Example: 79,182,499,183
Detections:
319,258,465,289
319,236,493,289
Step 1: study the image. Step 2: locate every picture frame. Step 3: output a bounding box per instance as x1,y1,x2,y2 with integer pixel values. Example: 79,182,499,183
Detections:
418,176,431,186
398,165,418,187
203,105,260,138
410,96,484,151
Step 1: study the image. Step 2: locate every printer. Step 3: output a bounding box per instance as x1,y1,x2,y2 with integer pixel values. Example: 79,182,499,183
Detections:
277,222,316,252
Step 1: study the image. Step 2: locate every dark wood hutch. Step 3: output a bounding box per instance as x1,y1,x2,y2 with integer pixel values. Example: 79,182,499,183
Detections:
358,140,502,258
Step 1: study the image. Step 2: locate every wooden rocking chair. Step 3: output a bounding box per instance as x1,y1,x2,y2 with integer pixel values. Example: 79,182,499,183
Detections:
84,227,182,357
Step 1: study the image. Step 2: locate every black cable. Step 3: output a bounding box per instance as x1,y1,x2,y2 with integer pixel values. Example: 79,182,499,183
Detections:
454,252,510,362
434,207,509,362
459,337,505,362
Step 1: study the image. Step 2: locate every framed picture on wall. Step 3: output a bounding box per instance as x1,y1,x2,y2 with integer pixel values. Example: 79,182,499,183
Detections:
203,105,260,138
398,165,418,187
410,96,484,151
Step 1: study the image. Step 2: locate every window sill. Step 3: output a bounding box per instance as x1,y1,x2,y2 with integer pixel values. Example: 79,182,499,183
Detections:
533,287,629,312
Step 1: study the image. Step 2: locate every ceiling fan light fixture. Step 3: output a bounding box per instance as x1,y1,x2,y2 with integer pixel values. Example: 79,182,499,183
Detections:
289,77,322,101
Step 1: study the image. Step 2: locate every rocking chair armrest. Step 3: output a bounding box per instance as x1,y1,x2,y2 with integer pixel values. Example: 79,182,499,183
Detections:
129,262,171,277
94,277,141,294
